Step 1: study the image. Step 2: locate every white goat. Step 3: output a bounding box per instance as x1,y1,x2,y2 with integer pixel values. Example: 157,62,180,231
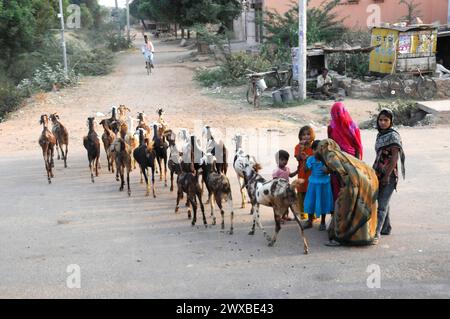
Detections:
232,133,256,209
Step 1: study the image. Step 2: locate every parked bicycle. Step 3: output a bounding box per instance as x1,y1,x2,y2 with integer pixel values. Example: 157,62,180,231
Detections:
379,67,437,100
246,64,293,106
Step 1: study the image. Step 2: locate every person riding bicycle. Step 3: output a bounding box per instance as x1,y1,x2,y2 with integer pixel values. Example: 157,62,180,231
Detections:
142,34,155,69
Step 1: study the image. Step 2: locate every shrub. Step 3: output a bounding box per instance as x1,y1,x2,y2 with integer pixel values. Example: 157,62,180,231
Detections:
106,33,132,52
0,79,22,121
327,30,372,79
194,52,273,87
376,100,420,126
72,49,114,76
16,63,79,96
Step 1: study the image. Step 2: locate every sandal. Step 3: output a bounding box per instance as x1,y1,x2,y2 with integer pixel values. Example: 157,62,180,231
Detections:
303,221,313,229
325,240,341,247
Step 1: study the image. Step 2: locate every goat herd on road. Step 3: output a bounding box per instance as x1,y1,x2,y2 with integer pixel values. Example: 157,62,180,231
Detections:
38,106,309,254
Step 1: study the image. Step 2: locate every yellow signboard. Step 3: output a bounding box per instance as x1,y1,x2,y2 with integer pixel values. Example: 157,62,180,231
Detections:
369,28,398,74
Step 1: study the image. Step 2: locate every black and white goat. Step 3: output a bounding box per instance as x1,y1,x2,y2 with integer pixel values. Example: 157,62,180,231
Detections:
200,153,234,234
242,162,309,253
167,131,182,192
202,126,228,175
175,135,207,227
232,133,256,209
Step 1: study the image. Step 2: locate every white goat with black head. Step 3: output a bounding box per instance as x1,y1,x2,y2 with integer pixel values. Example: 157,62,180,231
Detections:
242,162,309,253
232,133,256,209
202,126,228,175
200,153,234,234
167,130,182,192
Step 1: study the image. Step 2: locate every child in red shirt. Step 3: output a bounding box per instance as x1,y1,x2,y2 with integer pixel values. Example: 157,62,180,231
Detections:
294,126,315,220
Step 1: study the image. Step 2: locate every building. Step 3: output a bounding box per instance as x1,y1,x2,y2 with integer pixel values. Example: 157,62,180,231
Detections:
232,0,450,46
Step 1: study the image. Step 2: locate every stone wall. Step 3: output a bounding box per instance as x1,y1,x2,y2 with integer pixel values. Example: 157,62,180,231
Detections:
333,75,450,100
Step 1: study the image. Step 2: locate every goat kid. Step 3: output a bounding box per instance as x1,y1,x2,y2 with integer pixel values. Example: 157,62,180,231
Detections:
243,162,309,254
38,114,56,184
83,117,100,183
49,113,69,168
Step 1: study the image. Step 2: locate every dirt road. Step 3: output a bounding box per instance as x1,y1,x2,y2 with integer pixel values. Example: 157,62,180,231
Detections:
0,38,449,298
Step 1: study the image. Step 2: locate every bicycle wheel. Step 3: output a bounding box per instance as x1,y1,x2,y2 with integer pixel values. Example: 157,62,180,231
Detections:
246,85,254,104
379,76,392,99
417,76,437,100
388,75,405,99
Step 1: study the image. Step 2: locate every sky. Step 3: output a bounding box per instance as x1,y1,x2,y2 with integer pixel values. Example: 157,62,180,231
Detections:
98,0,127,8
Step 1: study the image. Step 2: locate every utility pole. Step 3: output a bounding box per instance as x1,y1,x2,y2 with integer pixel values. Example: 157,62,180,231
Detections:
298,0,307,101
126,0,130,41
58,0,68,77
115,0,121,35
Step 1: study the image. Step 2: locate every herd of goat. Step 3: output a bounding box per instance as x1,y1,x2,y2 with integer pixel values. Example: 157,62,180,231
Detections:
38,106,309,253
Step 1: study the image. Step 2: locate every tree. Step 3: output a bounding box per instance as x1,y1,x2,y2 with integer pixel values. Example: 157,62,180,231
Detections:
399,0,422,25
129,0,242,29
264,0,346,48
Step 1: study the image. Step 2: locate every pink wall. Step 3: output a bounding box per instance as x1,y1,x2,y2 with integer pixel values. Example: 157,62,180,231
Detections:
265,0,449,29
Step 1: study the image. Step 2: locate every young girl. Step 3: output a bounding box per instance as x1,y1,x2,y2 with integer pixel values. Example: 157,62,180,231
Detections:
373,109,406,244
294,126,315,220
272,150,298,221
303,140,334,230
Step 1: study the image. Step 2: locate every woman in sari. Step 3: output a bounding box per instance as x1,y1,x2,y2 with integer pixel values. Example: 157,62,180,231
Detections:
318,139,378,246
327,102,364,205
373,109,405,244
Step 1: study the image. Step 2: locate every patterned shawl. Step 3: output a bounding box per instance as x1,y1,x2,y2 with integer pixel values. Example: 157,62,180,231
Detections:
375,109,406,179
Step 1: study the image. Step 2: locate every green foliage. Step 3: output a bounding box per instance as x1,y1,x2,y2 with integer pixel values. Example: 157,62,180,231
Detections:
17,63,79,93
399,0,422,24
106,33,133,52
130,0,242,28
194,67,233,87
263,0,346,51
72,49,114,76
327,30,372,78
0,80,22,121
194,52,273,87
0,0,120,120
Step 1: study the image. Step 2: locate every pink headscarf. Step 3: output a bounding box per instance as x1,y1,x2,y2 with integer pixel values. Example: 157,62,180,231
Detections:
329,102,363,159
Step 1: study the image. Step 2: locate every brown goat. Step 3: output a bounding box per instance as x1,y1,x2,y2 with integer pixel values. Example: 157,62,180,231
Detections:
49,113,69,168
83,117,100,183
38,114,56,184
114,137,132,196
99,119,116,173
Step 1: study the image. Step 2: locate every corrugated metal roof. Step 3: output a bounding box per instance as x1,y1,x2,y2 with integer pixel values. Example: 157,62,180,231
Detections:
371,24,437,32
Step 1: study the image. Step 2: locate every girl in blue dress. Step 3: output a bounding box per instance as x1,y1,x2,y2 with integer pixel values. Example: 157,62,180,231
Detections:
304,140,334,231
